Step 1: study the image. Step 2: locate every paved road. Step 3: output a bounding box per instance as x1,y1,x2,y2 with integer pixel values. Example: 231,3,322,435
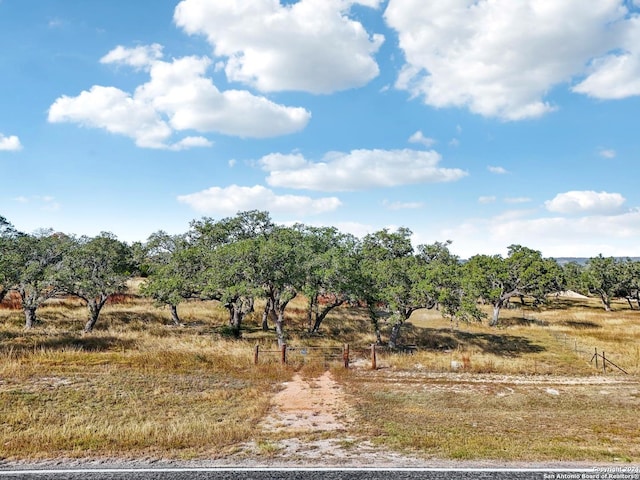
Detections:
0,467,619,480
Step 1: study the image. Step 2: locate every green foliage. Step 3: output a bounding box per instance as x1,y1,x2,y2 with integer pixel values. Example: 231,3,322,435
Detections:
139,232,202,312
7,210,640,345
417,241,485,325
581,254,626,311
464,245,563,326
562,261,585,293
358,230,478,347
286,225,361,332
59,233,133,331
4,230,73,327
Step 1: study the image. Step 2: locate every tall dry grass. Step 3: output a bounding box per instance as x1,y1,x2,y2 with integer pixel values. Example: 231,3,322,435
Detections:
332,294,640,462
0,296,292,460
1,291,639,461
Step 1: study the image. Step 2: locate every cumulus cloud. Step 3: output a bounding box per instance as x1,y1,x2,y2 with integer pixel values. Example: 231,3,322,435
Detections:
439,208,640,258
573,16,640,99
408,130,436,147
100,44,164,70
260,149,467,191
0,134,22,151
168,136,213,151
49,85,174,149
48,46,310,148
488,166,509,175
174,0,384,93
385,0,637,120
177,184,341,216
545,190,626,215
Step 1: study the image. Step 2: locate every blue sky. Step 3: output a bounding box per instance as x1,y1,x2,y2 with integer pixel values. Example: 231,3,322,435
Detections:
2,0,640,259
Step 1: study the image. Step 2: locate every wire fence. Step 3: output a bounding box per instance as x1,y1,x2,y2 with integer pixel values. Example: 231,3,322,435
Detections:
551,332,629,375
253,343,385,369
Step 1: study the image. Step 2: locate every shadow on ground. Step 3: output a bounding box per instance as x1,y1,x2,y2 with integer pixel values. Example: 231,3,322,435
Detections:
401,324,546,357
560,320,602,329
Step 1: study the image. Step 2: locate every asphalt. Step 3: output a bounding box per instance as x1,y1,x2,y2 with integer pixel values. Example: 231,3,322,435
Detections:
1,467,631,480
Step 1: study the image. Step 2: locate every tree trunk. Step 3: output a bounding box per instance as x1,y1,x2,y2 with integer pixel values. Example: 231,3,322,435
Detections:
366,303,383,345
489,304,501,327
599,292,612,311
626,297,634,310
261,298,271,331
84,297,107,333
229,305,241,338
306,295,316,332
24,306,37,329
388,322,403,349
275,309,286,347
170,304,181,326
311,298,345,333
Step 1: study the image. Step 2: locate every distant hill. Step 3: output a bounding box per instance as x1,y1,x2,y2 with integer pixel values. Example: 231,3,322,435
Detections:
553,257,640,266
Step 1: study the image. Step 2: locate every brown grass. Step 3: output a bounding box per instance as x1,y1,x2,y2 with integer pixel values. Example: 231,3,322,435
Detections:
332,295,640,462
338,368,640,462
1,291,639,462
0,297,292,460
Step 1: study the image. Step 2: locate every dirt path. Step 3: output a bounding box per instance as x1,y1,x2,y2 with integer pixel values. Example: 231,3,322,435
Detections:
236,370,430,466
260,371,351,433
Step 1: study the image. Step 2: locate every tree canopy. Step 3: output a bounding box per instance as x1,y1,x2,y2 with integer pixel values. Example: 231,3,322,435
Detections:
4,211,639,346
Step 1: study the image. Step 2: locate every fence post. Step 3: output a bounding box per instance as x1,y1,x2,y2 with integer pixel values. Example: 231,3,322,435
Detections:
281,344,287,365
254,344,259,365
371,344,377,370
602,351,606,374
343,343,350,369
594,347,599,369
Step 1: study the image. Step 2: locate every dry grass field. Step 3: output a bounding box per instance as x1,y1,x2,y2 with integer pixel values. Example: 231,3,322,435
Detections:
0,290,639,463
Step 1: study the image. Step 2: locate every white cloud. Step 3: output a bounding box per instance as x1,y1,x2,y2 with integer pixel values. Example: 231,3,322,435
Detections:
545,190,626,215
573,16,640,99
382,199,424,210
488,166,509,175
439,208,640,258
49,47,310,148
260,149,467,191
0,134,22,151
259,152,308,171
168,136,213,151
408,130,436,147
49,85,174,149
100,44,164,70
385,0,632,119
599,148,617,159
177,184,342,216
478,196,496,204
174,0,384,93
